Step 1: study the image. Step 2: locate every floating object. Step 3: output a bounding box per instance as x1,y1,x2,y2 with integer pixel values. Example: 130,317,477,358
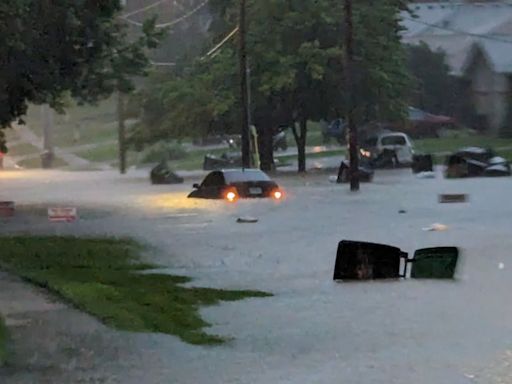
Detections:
48,207,78,223
237,217,258,224
439,194,468,203
0,201,15,217
499,263,505,270
422,223,449,232
416,171,436,179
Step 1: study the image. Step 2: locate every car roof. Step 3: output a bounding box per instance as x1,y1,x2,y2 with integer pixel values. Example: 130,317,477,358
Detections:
378,132,408,138
217,169,272,183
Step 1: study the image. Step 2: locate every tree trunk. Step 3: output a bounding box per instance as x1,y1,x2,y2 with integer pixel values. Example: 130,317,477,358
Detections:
258,123,274,171
292,118,307,173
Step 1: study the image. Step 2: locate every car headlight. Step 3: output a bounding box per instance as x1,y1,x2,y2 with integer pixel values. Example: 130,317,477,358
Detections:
360,149,371,158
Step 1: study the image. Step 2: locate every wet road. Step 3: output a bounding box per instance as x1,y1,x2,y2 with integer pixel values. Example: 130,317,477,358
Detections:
1,168,512,383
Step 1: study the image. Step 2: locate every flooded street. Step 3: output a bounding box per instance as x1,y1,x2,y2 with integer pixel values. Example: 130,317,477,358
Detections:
1,168,512,383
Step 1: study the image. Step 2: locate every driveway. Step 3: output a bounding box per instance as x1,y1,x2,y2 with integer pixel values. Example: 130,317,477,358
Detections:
1,168,512,383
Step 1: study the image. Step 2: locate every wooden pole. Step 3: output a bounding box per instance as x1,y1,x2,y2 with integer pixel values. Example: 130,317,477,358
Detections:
117,90,127,174
344,0,359,191
239,0,251,168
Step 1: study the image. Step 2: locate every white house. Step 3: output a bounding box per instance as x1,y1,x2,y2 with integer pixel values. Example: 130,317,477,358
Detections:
402,1,512,133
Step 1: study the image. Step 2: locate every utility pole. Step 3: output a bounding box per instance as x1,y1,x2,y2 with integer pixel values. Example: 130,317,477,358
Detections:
344,0,359,191
117,90,127,174
239,0,251,168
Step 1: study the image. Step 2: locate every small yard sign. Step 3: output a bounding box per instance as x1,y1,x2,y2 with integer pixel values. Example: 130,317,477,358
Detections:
48,207,78,223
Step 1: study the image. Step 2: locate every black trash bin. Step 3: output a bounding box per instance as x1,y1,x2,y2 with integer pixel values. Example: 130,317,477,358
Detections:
412,154,433,174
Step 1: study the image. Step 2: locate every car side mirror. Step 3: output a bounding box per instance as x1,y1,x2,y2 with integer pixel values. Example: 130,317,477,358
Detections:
333,240,408,281
193,183,200,189
408,247,459,279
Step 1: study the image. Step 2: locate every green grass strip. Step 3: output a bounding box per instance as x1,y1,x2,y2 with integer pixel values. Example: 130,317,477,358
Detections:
0,236,271,346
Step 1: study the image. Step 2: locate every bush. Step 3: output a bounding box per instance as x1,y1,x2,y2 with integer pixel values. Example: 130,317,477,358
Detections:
140,142,188,163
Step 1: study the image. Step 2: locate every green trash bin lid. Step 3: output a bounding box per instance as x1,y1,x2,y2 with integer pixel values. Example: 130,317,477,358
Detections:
410,247,459,279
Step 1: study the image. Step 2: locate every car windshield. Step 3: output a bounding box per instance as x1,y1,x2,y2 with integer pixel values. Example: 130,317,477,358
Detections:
223,170,271,183
364,137,378,147
381,135,407,146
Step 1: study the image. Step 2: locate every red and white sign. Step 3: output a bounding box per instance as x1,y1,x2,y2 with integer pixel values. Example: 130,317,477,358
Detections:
0,201,15,217
48,207,78,223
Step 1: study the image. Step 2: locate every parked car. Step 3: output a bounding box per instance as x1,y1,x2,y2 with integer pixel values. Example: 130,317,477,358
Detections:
445,147,511,178
188,169,283,201
273,126,288,151
322,119,346,144
226,129,288,152
360,132,415,167
203,152,243,171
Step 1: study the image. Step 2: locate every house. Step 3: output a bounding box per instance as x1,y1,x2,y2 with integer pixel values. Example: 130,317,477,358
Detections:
401,1,512,133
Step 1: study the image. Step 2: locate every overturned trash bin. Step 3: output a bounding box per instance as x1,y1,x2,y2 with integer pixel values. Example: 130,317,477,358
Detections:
337,160,374,184
150,161,184,185
409,247,458,279
445,147,511,178
333,240,459,281
333,241,407,280
412,154,433,174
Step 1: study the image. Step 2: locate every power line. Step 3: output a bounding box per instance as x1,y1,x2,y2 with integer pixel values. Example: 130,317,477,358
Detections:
402,15,512,45
205,27,239,57
149,26,239,67
121,0,209,29
120,0,170,19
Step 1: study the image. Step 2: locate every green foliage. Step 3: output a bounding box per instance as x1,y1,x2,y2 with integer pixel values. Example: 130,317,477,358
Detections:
0,0,165,150
0,236,271,345
138,0,410,171
406,43,474,124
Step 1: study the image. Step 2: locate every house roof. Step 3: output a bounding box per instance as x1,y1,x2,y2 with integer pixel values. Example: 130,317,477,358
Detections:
401,1,512,75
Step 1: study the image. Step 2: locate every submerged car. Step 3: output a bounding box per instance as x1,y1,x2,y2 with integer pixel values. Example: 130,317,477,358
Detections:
360,132,415,167
188,169,283,202
445,147,511,178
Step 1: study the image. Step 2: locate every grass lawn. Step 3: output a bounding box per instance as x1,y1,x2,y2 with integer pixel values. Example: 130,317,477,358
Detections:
0,315,7,365
24,99,118,148
17,156,68,169
6,142,40,157
163,148,229,171
0,236,270,345
414,136,512,154
75,142,119,163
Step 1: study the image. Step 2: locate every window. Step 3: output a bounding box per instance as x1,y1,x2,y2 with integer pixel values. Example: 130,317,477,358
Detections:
202,172,225,187
364,137,378,147
381,135,406,146
224,170,271,183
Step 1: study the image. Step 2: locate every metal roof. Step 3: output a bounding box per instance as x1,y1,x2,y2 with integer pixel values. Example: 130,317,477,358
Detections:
402,2,512,74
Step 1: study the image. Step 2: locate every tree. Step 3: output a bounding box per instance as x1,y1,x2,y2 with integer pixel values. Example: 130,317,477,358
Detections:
130,49,239,147
210,0,410,172
406,42,473,124
0,0,163,152
137,0,410,173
